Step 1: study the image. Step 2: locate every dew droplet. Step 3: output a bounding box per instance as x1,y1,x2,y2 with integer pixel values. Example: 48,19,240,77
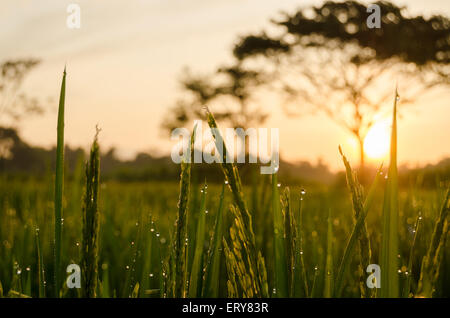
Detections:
224,180,229,185
300,188,306,195
205,210,209,214
156,232,160,237
277,183,281,188
149,273,154,277
26,267,31,271
150,228,155,232
17,269,22,275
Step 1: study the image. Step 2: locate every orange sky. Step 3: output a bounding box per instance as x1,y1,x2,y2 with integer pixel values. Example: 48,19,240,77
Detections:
1,0,449,171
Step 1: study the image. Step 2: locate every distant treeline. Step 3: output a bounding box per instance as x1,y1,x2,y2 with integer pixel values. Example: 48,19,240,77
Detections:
1,127,448,187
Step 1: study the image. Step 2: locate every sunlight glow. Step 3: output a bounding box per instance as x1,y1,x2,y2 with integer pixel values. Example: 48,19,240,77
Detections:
364,121,391,159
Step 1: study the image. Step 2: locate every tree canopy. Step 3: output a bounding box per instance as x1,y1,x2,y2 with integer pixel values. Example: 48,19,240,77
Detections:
164,1,449,170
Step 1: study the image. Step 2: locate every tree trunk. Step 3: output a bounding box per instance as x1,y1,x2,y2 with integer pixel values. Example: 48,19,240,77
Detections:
358,136,366,183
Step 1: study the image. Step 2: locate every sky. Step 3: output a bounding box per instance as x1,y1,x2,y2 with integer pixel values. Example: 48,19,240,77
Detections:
1,0,449,171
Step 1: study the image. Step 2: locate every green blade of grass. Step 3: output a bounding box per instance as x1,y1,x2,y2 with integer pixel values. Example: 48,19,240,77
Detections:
271,174,288,297
324,209,334,298
188,182,208,297
310,265,320,298
202,183,225,297
35,227,45,298
403,212,422,298
281,188,294,295
138,215,154,298
54,67,66,297
292,192,308,297
380,88,400,298
101,264,110,298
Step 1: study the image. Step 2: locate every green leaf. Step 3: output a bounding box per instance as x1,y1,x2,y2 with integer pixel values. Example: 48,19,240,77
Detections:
380,88,400,298
188,182,208,297
271,174,288,297
202,184,225,297
54,67,66,297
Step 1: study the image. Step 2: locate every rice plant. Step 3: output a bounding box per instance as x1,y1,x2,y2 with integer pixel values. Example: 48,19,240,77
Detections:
80,132,101,298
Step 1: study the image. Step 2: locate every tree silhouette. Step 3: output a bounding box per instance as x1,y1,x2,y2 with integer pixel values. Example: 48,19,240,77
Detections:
165,1,449,175
0,58,43,125
163,65,268,131
0,58,44,159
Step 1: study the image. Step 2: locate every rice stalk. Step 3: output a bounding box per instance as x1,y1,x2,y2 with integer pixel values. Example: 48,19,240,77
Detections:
205,107,268,297
81,132,101,298
417,188,449,297
169,124,196,297
335,149,382,297
338,146,374,297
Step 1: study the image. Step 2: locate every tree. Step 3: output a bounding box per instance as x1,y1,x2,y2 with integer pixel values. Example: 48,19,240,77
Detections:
0,59,43,125
165,1,450,176
162,64,268,131
0,58,44,159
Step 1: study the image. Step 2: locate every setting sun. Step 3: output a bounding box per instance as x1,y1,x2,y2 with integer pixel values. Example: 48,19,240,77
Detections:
364,121,391,159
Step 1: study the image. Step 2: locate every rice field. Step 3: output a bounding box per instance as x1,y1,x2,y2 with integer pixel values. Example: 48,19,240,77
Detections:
0,71,448,298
